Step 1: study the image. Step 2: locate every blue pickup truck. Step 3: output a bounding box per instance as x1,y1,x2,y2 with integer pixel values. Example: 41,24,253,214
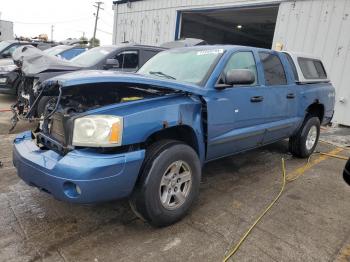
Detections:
13,45,335,227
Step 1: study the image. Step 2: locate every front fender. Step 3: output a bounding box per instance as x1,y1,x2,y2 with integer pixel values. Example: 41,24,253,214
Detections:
87,94,206,162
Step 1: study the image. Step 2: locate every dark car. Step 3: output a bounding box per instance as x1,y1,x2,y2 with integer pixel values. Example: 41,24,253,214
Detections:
13,44,166,119
344,158,350,185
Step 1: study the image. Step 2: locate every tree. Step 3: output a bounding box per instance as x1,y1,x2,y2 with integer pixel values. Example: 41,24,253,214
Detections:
89,37,100,47
79,36,89,47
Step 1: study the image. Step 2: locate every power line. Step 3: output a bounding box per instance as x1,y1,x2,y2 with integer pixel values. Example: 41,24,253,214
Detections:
97,28,112,35
92,1,104,47
13,17,92,25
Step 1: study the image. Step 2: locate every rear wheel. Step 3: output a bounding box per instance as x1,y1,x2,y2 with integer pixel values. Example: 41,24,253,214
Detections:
289,116,320,158
129,140,201,227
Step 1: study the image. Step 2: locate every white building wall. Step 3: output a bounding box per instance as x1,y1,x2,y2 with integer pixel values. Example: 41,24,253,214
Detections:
0,20,14,41
113,0,350,125
273,0,350,126
112,0,282,45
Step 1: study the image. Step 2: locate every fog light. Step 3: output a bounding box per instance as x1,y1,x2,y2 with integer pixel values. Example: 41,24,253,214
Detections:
63,181,82,198
0,77,7,84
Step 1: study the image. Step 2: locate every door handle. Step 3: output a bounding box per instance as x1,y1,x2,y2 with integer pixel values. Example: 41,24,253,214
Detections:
286,93,295,99
250,96,264,103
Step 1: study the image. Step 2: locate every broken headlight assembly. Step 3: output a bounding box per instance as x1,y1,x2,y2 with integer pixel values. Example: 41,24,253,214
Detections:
72,115,123,147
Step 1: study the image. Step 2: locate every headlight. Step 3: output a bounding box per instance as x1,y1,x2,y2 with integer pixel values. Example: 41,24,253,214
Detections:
0,77,7,84
0,65,17,72
72,115,123,147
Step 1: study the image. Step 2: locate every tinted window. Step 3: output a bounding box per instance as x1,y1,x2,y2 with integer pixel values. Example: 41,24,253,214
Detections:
224,51,257,85
115,50,139,70
259,52,287,86
298,58,327,79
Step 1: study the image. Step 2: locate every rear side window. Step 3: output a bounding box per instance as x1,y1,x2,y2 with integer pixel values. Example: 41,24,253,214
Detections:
259,52,287,86
298,58,327,79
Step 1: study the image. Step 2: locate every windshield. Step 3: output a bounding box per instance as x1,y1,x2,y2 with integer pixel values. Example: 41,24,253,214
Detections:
44,45,69,56
138,48,224,85
0,41,11,53
70,46,116,67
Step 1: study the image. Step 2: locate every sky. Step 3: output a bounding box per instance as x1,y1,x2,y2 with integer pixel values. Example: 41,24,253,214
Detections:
0,0,114,44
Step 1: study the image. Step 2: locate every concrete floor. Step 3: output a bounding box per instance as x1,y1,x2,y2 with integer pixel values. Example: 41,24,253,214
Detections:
1,94,350,262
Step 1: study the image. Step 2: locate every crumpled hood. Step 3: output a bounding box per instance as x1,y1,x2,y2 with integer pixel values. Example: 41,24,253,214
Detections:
12,45,82,76
42,70,208,96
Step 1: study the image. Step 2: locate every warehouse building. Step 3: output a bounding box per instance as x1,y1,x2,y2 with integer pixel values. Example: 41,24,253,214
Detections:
0,20,14,41
112,0,350,126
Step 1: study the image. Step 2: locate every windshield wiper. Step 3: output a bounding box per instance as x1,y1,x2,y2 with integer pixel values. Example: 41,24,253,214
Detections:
149,71,176,80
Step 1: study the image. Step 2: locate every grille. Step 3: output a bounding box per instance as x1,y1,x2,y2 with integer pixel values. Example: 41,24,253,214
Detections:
50,112,66,144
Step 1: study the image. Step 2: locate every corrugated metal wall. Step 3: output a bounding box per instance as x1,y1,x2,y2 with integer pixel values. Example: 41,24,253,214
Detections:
113,0,350,125
0,20,14,41
273,0,350,126
112,0,281,45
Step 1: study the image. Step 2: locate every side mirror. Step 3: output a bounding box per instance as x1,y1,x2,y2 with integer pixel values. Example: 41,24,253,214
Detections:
225,69,255,86
104,58,120,69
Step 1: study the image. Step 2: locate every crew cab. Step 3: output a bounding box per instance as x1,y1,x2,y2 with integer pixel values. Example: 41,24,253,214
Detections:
13,46,335,227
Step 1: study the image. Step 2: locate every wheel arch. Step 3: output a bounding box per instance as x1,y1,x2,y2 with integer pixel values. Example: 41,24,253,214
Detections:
306,101,325,124
144,124,205,163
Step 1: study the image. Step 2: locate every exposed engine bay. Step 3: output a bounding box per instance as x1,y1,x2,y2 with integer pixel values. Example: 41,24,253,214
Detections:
34,83,175,154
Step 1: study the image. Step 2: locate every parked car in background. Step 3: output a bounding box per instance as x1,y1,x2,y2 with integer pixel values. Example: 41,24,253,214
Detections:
13,45,335,227
12,43,166,117
43,45,88,60
344,158,350,185
0,45,87,96
0,40,52,59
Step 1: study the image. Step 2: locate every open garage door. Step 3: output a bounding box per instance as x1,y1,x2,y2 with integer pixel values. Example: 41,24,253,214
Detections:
179,5,279,49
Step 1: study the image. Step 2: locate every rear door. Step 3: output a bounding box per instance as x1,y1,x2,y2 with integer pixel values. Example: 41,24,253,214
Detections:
257,51,297,144
205,50,267,160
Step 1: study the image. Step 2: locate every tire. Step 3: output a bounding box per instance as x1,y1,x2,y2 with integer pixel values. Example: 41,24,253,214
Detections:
129,140,201,227
289,115,320,158
36,96,53,117
343,158,350,186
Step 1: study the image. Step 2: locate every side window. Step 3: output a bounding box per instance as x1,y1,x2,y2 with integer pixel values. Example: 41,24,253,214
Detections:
115,50,139,70
259,52,287,86
298,58,327,79
60,48,87,60
3,44,18,56
223,51,257,85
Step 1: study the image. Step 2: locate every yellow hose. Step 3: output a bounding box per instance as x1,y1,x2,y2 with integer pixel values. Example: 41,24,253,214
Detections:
223,158,287,262
223,143,348,261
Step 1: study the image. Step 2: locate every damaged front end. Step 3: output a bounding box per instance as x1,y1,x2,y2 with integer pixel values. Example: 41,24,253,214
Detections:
32,81,173,154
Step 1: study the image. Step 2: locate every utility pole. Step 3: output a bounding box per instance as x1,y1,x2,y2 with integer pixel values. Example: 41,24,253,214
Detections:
92,2,104,47
51,25,54,42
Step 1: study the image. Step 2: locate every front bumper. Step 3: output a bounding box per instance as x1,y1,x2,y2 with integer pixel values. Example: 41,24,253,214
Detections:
13,131,145,203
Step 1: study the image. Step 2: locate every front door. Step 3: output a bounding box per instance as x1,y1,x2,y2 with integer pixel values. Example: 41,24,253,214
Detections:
205,51,267,160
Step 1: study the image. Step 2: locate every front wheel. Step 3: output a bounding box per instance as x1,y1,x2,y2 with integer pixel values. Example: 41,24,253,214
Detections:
289,116,320,158
129,140,201,227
